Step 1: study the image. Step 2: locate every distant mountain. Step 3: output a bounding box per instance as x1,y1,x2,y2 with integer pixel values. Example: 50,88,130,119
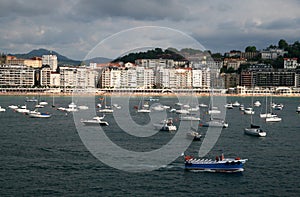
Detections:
83,57,112,64
10,48,81,66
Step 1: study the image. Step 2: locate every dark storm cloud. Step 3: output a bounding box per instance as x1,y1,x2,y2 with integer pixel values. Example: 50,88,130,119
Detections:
70,0,188,21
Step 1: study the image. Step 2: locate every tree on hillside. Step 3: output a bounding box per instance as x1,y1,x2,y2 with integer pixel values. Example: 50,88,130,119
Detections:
245,46,257,52
278,39,289,50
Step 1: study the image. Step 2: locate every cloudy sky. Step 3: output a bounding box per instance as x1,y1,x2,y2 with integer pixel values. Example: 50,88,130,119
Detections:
1,0,299,60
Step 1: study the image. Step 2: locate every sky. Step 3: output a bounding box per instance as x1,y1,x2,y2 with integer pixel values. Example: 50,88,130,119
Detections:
0,0,300,60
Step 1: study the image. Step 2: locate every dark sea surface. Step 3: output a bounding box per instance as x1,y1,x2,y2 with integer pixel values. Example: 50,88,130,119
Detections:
0,95,300,196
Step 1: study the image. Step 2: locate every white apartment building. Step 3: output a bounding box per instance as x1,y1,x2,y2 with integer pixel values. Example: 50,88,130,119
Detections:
42,55,58,71
0,64,35,87
284,58,298,69
59,66,97,90
40,67,51,86
135,59,174,69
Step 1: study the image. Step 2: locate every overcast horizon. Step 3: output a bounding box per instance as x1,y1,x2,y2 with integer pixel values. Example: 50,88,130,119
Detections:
1,0,299,60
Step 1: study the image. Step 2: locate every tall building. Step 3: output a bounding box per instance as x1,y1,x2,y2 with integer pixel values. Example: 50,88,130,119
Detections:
0,65,35,87
42,55,58,71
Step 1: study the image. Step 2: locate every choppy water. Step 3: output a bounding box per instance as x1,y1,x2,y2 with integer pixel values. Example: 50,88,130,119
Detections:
0,95,299,196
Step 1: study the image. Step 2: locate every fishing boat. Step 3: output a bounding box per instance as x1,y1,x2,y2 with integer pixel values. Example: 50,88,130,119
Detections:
81,116,109,126
184,154,248,172
244,124,266,137
153,118,177,131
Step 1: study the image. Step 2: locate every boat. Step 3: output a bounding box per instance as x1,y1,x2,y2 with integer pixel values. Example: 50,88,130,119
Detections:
29,112,51,118
273,104,283,110
188,106,200,112
153,118,177,131
15,105,30,113
39,101,48,105
244,73,266,137
232,101,240,107
78,105,89,110
244,124,266,137
8,105,18,109
34,104,45,108
208,108,221,115
260,93,276,118
184,154,248,172
199,103,208,108
254,100,261,107
186,130,202,141
239,104,245,111
179,115,201,121
0,106,6,112
137,95,150,113
244,107,254,115
199,119,228,128
81,116,109,126
297,106,300,113
25,97,38,102
224,103,233,109
151,104,165,111
137,108,151,113
175,109,189,114
265,115,282,122
112,104,122,109
68,102,77,108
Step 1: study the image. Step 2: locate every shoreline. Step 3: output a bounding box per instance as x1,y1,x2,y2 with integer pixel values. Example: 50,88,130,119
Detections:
0,92,300,97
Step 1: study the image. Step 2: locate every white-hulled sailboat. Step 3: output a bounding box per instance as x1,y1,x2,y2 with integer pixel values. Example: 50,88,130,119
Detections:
244,73,266,137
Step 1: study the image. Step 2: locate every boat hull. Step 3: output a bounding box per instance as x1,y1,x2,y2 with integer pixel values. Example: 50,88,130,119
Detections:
185,158,247,173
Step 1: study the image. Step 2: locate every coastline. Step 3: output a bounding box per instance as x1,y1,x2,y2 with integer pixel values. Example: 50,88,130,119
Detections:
0,91,300,97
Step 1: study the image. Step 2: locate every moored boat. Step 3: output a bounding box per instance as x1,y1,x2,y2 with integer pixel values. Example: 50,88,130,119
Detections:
153,118,177,131
29,112,51,118
297,106,300,113
184,154,248,173
244,124,266,137
186,131,201,141
81,116,109,126
0,106,6,112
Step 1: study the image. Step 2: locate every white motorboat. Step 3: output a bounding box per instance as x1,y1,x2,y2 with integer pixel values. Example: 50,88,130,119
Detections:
8,105,18,109
0,106,6,112
78,105,89,110
297,106,300,113
266,115,282,122
112,104,122,109
137,108,151,113
208,107,221,114
35,104,44,108
68,102,77,108
244,107,255,115
224,103,233,109
244,124,266,137
29,112,51,118
254,101,261,107
153,118,177,131
260,113,277,118
199,103,208,108
186,131,202,141
188,106,200,112
151,104,165,111
176,109,190,114
15,105,30,113
239,104,245,111
179,115,201,121
232,101,240,107
81,116,109,126
39,101,48,105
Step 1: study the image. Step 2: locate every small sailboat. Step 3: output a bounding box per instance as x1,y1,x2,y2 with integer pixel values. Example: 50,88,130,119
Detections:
244,73,266,137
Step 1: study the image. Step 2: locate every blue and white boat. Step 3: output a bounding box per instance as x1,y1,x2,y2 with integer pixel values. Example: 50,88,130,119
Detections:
184,154,248,173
